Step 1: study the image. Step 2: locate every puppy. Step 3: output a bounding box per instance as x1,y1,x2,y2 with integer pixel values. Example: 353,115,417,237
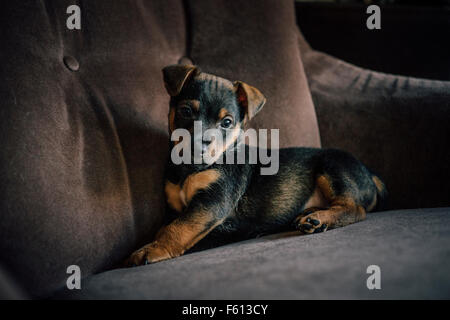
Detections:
125,65,387,266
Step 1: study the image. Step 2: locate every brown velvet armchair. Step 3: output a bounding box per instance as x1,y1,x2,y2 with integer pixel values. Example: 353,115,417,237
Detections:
0,1,449,299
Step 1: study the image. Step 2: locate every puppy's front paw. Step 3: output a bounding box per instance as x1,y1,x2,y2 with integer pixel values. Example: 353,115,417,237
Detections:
124,242,172,267
294,210,329,234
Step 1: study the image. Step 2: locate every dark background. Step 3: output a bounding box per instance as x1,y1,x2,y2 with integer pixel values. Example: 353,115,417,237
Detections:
295,1,450,80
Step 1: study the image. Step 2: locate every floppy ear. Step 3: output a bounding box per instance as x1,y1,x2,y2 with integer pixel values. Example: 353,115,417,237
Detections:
234,81,266,121
162,65,199,96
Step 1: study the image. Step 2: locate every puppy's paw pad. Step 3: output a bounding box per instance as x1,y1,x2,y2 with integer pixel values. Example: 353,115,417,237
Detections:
313,223,328,233
295,213,329,234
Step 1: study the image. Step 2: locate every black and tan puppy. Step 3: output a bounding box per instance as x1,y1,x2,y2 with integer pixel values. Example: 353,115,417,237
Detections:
125,65,387,266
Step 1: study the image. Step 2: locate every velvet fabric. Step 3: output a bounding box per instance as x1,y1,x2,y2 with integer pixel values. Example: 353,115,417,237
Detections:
0,0,186,298
187,0,321,148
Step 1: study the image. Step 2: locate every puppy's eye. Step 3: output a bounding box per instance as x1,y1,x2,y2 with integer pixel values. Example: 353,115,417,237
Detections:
220,116,234,129
178,106,192,118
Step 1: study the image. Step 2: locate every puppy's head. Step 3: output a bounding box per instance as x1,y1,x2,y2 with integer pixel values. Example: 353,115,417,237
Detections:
162,64,266,164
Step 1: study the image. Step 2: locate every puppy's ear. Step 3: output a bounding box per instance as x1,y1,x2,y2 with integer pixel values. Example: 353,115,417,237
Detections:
162,65,199,96
234,81,266,121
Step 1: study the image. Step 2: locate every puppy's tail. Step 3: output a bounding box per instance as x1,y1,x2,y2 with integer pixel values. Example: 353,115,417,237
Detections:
371,174,388,211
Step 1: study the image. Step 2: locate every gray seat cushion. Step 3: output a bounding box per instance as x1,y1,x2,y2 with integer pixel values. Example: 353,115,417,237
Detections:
56,208,450,299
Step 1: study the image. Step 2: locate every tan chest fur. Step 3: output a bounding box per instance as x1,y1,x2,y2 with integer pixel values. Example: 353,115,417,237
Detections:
165,169,220,213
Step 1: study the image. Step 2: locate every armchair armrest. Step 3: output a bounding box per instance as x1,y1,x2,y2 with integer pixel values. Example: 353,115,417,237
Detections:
298,31,450,209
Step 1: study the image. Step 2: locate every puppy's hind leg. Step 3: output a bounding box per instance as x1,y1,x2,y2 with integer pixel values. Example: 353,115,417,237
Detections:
294,175,367,234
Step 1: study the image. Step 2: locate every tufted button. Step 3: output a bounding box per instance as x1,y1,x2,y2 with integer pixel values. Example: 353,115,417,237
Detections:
178,56,193,65
63,56,79,71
